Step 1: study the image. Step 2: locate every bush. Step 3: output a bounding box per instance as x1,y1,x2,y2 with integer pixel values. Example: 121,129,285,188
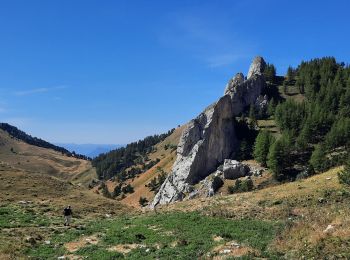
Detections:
122,184,134,194
338,158,350,185
146,170,167,194
100,182,111,198
139,197,149,207
228,178,254,194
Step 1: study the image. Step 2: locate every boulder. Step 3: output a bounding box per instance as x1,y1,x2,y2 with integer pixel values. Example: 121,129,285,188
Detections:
187,171,224,199
222,159,250,180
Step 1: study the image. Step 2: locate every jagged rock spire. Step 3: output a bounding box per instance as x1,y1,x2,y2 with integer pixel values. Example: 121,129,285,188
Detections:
151,56,267,208
247,56,266,79
224,73,244,95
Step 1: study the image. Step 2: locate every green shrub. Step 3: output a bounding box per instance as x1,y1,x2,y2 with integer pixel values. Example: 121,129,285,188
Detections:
338,158,350,185
228,178,254,194
139,197,148,207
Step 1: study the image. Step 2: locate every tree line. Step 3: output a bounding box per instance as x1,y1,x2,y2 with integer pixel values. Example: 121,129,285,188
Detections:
253,57,350,180
92,129,175,180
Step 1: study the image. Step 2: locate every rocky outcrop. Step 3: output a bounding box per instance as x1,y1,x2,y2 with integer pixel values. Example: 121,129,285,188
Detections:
222,159,250,180
247,56,266,79
151,95,238,205
151,56,267,207
225,58,267,115
187,171,224,199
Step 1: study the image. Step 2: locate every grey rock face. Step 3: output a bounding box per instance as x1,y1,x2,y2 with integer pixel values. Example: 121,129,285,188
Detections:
151,95,237,206
150,56,267,207
227,73,266,115
255,94,269,117
187,171,224,200
247,56,266,79
224,73,244,95
222,159,250,180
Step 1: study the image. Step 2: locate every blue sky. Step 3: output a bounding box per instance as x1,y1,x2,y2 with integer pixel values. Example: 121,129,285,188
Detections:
0,0,349,144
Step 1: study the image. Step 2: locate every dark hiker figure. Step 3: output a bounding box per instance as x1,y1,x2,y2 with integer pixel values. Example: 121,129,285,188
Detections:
63,205,73,226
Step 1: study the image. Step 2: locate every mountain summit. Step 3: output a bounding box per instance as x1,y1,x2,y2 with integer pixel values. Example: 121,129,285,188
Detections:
151,56,267,207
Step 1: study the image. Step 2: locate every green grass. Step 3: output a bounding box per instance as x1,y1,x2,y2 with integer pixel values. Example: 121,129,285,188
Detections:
77,245,124,260
25,211,279,259
0,205,53,228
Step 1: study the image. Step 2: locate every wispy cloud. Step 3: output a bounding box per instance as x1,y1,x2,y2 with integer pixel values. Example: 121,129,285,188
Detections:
158,9,256,68
207,53,249,68
14,85,68,96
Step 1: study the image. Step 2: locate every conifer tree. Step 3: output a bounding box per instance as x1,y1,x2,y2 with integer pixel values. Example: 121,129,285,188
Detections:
253,131,275,166
267,98,276,117
267,139,285,180
309,144,327,172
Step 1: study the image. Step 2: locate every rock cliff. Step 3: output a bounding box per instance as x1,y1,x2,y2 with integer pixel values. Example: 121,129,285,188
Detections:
151,56,267,207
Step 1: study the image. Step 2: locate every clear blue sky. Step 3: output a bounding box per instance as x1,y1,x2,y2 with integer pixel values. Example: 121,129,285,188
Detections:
0,0,349,144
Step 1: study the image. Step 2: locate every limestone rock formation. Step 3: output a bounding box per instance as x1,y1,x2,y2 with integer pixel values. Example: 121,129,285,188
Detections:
247,56,266,79
222,159,250,180
151,95,237,206
151,56,267,207
187,171,224,200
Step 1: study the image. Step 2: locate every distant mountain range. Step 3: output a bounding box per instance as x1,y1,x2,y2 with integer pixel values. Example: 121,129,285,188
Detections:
56,143,123,158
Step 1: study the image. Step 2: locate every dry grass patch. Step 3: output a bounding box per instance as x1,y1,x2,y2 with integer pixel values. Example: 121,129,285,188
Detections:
107,243,143,254
65,235,100,253
212,240,257,259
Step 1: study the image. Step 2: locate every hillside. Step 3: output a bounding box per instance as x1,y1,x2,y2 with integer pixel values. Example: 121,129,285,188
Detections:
119,126,185,207
0,128,97,186
5,167,349,259
93,126,184,207
0,127,130,259
0,123,89,160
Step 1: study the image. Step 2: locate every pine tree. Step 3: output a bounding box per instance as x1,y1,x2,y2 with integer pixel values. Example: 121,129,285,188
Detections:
267,139,285,180
286,66,295,82
267,98,276,117
283,80,288,95
253,131,274,166
267,131,294,180
264,63,277,82
309,144,327,172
